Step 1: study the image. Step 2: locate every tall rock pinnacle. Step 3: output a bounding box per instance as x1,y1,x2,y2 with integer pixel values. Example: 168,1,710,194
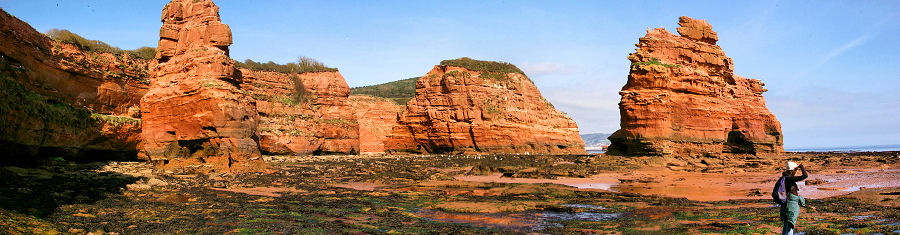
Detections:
139,0,264,173
608,16,784,157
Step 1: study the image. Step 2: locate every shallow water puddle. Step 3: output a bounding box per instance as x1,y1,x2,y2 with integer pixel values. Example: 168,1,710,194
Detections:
208,187,305,197
455,173,620,192
333,182,387,191
415,204,619,231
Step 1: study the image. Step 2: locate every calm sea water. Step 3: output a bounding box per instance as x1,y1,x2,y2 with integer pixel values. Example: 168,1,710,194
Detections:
786,144,900,152
584,144,900,153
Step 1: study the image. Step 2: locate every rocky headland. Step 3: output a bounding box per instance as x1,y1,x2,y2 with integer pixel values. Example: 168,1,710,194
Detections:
386,58,585,154
608,16,784,157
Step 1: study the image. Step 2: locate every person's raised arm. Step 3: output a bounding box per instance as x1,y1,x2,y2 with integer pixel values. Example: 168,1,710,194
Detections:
796,164,808,181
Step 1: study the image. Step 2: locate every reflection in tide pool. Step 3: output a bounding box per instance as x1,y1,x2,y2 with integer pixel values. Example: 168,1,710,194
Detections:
416,204,619,231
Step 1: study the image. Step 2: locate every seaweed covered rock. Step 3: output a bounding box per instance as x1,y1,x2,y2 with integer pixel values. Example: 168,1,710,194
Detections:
608,16,783,157
139,0,263,173
386,58,585,154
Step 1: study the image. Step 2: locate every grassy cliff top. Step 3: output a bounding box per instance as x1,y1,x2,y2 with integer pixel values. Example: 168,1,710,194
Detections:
46,29,156,60
235,57,338,74
439,57,525,75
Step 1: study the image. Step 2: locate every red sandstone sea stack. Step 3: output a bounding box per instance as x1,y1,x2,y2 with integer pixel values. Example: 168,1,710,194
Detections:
386,58,585,154
139,0,264,173
608,16,784,157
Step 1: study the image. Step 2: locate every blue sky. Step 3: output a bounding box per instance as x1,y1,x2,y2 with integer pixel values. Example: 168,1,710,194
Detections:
2,0,898,149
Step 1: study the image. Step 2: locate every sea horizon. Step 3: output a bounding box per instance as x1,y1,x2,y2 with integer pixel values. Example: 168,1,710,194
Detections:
585,144,900,154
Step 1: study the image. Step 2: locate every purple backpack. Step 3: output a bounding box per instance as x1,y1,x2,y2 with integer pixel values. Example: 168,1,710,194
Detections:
773,176,787,204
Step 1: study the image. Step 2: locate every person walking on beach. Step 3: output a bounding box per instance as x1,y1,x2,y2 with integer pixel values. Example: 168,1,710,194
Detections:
773,161,808,235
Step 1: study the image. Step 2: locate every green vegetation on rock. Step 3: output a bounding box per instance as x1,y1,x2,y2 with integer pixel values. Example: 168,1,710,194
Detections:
350,77,418,105
45,29,156,60
631,57,680,68
235,57,338,74
0,67,94,129
439,57,525,75
90,113,141,126
289,74,311,105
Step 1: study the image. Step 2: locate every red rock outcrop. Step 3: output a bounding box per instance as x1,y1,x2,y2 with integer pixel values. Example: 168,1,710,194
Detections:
350,95,401,154
140,0,263,173
0,9,147,165
607,16,784,157
385,60,585,154
241,69,359,155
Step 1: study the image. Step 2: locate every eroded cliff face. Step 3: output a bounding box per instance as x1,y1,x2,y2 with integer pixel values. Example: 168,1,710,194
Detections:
350,95,401,155
0,9,147,165
386,64,585,154
607,16,784,157
139,0,263,173
241,69,359,155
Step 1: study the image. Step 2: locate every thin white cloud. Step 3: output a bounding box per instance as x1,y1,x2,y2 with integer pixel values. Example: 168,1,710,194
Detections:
795,35,870,78
794,12,898,78
519,62,574,76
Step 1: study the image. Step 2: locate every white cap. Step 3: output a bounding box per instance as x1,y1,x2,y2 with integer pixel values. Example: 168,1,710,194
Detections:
786,161,798,171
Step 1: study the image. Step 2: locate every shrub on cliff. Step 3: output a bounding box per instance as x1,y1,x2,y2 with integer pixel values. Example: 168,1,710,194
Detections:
45,29,155,60
129,47,156,60
439,57,525,75
235,57,338,74
289,74,310,105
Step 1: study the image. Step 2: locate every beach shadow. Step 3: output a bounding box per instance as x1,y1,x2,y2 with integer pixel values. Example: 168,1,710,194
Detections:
0,161,141,217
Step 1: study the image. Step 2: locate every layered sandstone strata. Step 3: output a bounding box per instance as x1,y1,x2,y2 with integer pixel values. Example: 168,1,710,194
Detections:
140,0,263,173
241,69,359,155
386,59,585,154
608,16,784,156
0,9,147,165
350,95,401,154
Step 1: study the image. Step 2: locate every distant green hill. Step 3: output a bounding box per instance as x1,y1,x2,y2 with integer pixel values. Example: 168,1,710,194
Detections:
350,77,418,105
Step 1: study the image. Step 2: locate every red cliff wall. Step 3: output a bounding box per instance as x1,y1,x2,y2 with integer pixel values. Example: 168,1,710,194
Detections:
139,0,263,173
0,9,147,165
241,69,360,155
350,95,401,155
608,16,784,157
386,65,585,154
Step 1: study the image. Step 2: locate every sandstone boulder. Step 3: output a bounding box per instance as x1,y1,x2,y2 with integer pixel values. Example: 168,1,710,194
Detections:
607,16,784,157
140,0,263,173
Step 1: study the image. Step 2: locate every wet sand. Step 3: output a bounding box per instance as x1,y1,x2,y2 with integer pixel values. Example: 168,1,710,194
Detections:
457,167,900,201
